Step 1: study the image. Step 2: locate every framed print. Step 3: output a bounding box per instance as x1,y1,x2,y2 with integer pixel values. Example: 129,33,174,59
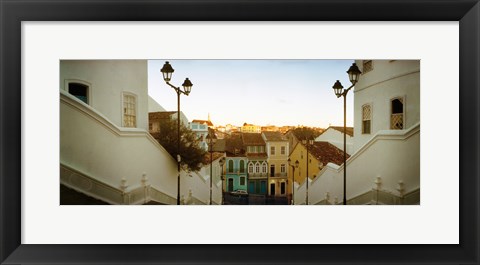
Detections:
1,0,479,264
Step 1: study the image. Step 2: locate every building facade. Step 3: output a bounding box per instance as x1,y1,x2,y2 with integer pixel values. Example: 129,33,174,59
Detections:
224,134,248,192
315,126,354,155
262,131,289,197
242,133,268,195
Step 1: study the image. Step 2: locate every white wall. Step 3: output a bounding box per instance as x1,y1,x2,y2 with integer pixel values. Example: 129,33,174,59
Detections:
315,128,354,155
60,60,149,130
148,96,166,112
60,91,179,201
353,60,420,152
306,124,420,205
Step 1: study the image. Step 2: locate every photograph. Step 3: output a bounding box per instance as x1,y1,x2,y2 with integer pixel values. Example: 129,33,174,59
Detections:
60,59,420,205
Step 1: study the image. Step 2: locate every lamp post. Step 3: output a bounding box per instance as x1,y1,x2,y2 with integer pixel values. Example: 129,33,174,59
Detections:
219,157,226,205
331,62,362,205
288,158,299,205
160,61,193,205
302,137,314,205
206,132,216,205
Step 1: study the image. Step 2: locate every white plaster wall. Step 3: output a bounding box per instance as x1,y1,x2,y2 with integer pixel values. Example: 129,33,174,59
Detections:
61,92,180,200
307,125,420,205
315,128,354,155
60,60,149,130
353,60,420,152
148,96,166,112
185,157,224,205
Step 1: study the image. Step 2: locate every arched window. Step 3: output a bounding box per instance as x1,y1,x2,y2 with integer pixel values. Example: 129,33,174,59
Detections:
228,160,234,173
262,162,268,173
68,82,89,104
123,93,137,128
248,163,254,174
362,104,371,134
255,162,260,173
239,160,245,173
391,98,404,129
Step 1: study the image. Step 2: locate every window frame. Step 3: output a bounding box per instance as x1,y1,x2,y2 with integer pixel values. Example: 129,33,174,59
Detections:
390,96,405,130
65,79,91,105
362,103,372,134
122,92,137,128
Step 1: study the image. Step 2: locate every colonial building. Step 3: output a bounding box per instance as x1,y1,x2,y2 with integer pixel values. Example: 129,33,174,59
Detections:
189,120,210,151
289,141,346,187
242,133,268,195
262,131,289,197
223,134,248,193
241,123,261,133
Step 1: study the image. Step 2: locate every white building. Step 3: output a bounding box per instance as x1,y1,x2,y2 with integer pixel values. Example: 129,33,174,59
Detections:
315,126,354,155
60,60,219,205
296,60,420,205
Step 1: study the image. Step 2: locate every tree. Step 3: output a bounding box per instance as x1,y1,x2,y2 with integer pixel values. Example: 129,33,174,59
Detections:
157,118,207,172
292,127,322,140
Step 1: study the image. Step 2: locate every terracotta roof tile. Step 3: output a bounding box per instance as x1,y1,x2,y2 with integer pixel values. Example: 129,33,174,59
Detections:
307,141,349,166
225,135,246,156
242,133,266,146
262,131,287,141
192,119,214,127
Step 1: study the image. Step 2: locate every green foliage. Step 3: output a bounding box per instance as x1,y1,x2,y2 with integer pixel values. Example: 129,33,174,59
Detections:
157,118,207,172
292,127,322,140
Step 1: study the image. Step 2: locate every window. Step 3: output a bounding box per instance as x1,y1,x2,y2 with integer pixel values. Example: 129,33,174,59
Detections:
68,82,89,104
239,160,245,173
391,98,404,129
248,163,254,174
281,164,286,173
240,176,246,186
281,146,286,155
262,162,268,173
270,164,275,177
270,146,275,155
149,121,160,132
228,160,234,173
362,104,371,134
255,162,260,173
280,182,286,194
363,60,373,74
123,94,136,128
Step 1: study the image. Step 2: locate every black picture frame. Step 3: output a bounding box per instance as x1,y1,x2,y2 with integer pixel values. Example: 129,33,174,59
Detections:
1,0,479,264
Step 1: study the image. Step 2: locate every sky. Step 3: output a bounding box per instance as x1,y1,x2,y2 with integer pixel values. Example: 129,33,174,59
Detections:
148,60,355,128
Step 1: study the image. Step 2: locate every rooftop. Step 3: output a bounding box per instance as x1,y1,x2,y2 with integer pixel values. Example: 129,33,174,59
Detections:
307,141,350,166
192,119,214,127
326,126,354,137
262,131,287,141
242,133,266,146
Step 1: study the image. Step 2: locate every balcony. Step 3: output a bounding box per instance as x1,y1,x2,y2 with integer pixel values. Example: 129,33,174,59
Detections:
248,173,268,178
270,173,288,178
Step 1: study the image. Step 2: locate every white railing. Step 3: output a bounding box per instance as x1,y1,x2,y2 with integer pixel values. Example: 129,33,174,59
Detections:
295,123,420,205
60,91,216,205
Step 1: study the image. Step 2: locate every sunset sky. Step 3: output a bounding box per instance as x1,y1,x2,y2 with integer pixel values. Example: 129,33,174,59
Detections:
148,59,355,128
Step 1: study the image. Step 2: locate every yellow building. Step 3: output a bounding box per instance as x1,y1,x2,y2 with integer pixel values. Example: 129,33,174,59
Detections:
241,123,261,133
262,131,289,198
288,141,347,186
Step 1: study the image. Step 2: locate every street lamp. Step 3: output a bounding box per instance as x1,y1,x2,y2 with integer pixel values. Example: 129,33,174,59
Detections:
302,136,314,205
160,61,193,205
288,158,299,205
219,157,226,205
206,132,216,205
331,62,361,205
